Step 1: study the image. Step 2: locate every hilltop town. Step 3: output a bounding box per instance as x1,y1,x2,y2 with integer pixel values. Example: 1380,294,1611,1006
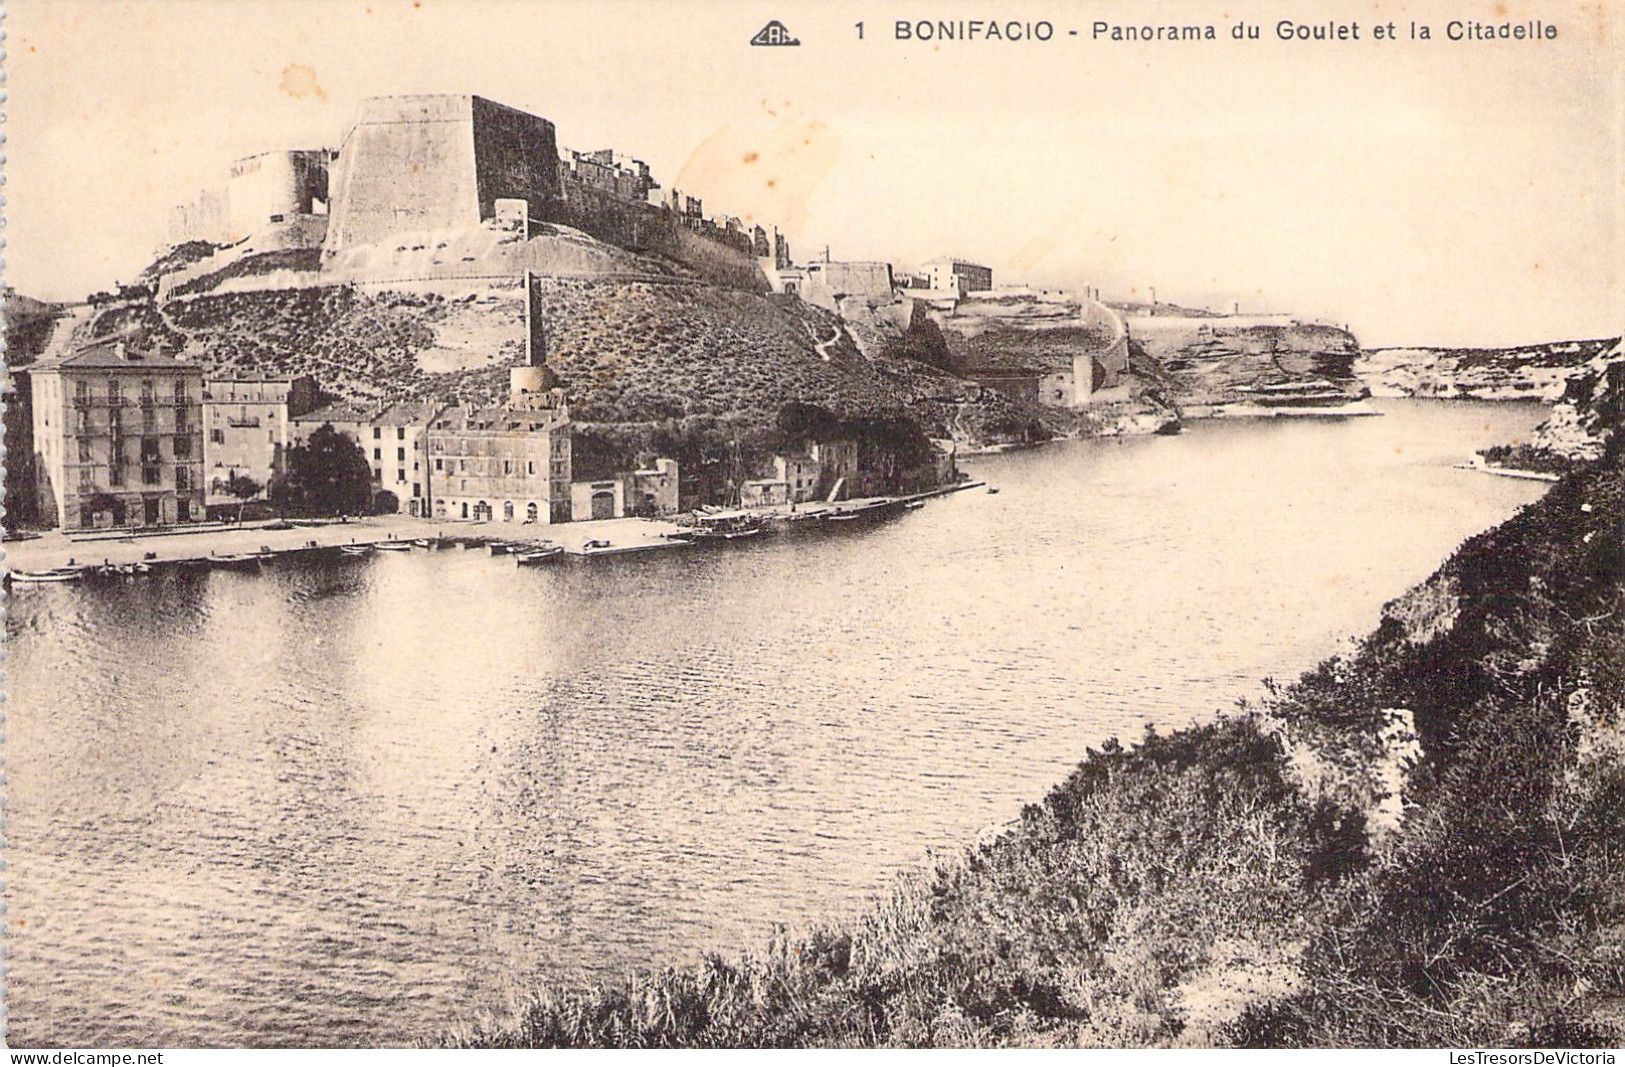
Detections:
4,92,1370,536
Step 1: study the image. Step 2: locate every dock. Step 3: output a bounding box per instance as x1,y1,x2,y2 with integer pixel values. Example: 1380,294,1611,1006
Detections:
3,479,992,580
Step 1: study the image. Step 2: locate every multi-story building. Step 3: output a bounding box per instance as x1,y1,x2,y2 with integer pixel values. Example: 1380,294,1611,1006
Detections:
371,401,445,516
287,399,446,516
425,368,572,524
29,341,205,529
288,400,376,449
922,257,994,295
203,374,320,503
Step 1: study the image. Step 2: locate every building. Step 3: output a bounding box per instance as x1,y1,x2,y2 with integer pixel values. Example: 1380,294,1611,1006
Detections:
425,367,572,524
203,374,320,503
168,149,331,248
570,457,680,521
571,477,625,521
370,401,445,516
631,458,680,515
774,452,821,503
923,257,994,295
289,401,377,450
798,261,895,312
323,95,560,253
964,369,1044,404
29,341,205,529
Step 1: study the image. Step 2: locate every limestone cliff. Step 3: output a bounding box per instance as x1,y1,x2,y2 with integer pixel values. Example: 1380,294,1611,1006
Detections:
1358,338,1618,401
1122,315,1367,412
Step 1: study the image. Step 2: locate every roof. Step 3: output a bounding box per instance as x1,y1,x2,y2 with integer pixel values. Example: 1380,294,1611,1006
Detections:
431,402,567,434
923,257,991,271
33,340,199,374
205,372,314,385
293,401,377,424
374,400,446,426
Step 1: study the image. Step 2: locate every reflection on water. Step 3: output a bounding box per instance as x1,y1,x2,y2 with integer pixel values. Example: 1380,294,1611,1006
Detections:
4,400,1550,1046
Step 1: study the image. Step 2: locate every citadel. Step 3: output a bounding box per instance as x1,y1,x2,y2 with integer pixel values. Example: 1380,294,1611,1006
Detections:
13,92,1151,535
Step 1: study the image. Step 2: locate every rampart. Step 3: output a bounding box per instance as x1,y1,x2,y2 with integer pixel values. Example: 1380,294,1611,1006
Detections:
167,94,773,293
322,95,558,253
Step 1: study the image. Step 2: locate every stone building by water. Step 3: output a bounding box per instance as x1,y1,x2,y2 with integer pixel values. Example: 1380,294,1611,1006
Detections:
203,374,320,504
30,342,206,529
425,367,572,524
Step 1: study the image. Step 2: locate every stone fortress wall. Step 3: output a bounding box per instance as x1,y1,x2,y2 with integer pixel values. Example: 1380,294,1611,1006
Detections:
165,94,772,293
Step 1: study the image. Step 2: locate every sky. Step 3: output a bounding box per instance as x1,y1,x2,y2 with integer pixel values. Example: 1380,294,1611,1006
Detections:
6,0,1623,346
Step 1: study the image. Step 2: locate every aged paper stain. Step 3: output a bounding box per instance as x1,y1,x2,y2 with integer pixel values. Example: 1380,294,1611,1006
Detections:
280,63,327,100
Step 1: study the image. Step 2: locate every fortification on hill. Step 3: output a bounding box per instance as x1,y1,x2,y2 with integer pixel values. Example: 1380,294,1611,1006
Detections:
162,94,776,294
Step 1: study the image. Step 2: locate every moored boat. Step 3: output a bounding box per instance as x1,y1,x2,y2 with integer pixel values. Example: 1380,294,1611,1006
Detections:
690,513,767,541
578,538,693,558
7,567,85,585
515,544,565,566
211,552,268,572
374,541,413,552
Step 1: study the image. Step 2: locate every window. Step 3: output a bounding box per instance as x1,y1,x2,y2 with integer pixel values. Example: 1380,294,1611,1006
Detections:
459,459,467,472
527,461,536,475
397,447,405,461
412,483,421,498
173,381,187,404
373,468,381,480
397,427,405,440
373,447,381,460
503,459,512,475
78,438,93,462
174,435,191,458
435,458,443,471
397,469,406,483
142,465,161,486
373,427,381,439
176,466,190,490
141,436,163,463
211,429,225,444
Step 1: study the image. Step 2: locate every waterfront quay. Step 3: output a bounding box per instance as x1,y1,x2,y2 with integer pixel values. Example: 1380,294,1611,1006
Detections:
3,481,987,576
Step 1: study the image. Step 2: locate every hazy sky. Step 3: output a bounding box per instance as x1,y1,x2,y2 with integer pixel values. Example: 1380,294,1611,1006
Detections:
8,0,1622,345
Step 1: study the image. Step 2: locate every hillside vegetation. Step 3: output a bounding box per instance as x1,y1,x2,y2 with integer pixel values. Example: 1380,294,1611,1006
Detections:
453,416,1625,1047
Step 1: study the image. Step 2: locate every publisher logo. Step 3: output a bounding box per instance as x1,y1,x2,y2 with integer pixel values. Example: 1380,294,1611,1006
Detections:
750,20,800,46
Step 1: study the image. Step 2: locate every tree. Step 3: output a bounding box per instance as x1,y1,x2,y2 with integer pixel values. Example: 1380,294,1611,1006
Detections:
273,424,374,517
223,471,263,524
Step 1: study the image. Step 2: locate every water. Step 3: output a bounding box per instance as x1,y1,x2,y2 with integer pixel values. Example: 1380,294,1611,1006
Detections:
3,400,1550,1047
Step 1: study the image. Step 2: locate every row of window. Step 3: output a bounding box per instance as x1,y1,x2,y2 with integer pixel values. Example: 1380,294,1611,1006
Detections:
77,434,195,462
74,380,194,404
79,464,195,489
432,457,552,476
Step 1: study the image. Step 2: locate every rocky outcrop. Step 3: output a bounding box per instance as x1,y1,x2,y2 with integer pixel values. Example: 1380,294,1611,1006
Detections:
1358,338,1618,401
1124,317,1366,412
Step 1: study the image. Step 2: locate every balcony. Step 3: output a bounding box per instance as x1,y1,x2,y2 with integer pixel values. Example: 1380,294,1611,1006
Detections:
226,415,262,429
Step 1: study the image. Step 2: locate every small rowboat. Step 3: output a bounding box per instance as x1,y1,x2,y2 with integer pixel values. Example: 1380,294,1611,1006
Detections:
412,537,446,550
212,552,269,571
515,545,565,566
374,541,413,552
579,538,693,558
488,541,519,556
8,567,84,584
340,545,374,558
